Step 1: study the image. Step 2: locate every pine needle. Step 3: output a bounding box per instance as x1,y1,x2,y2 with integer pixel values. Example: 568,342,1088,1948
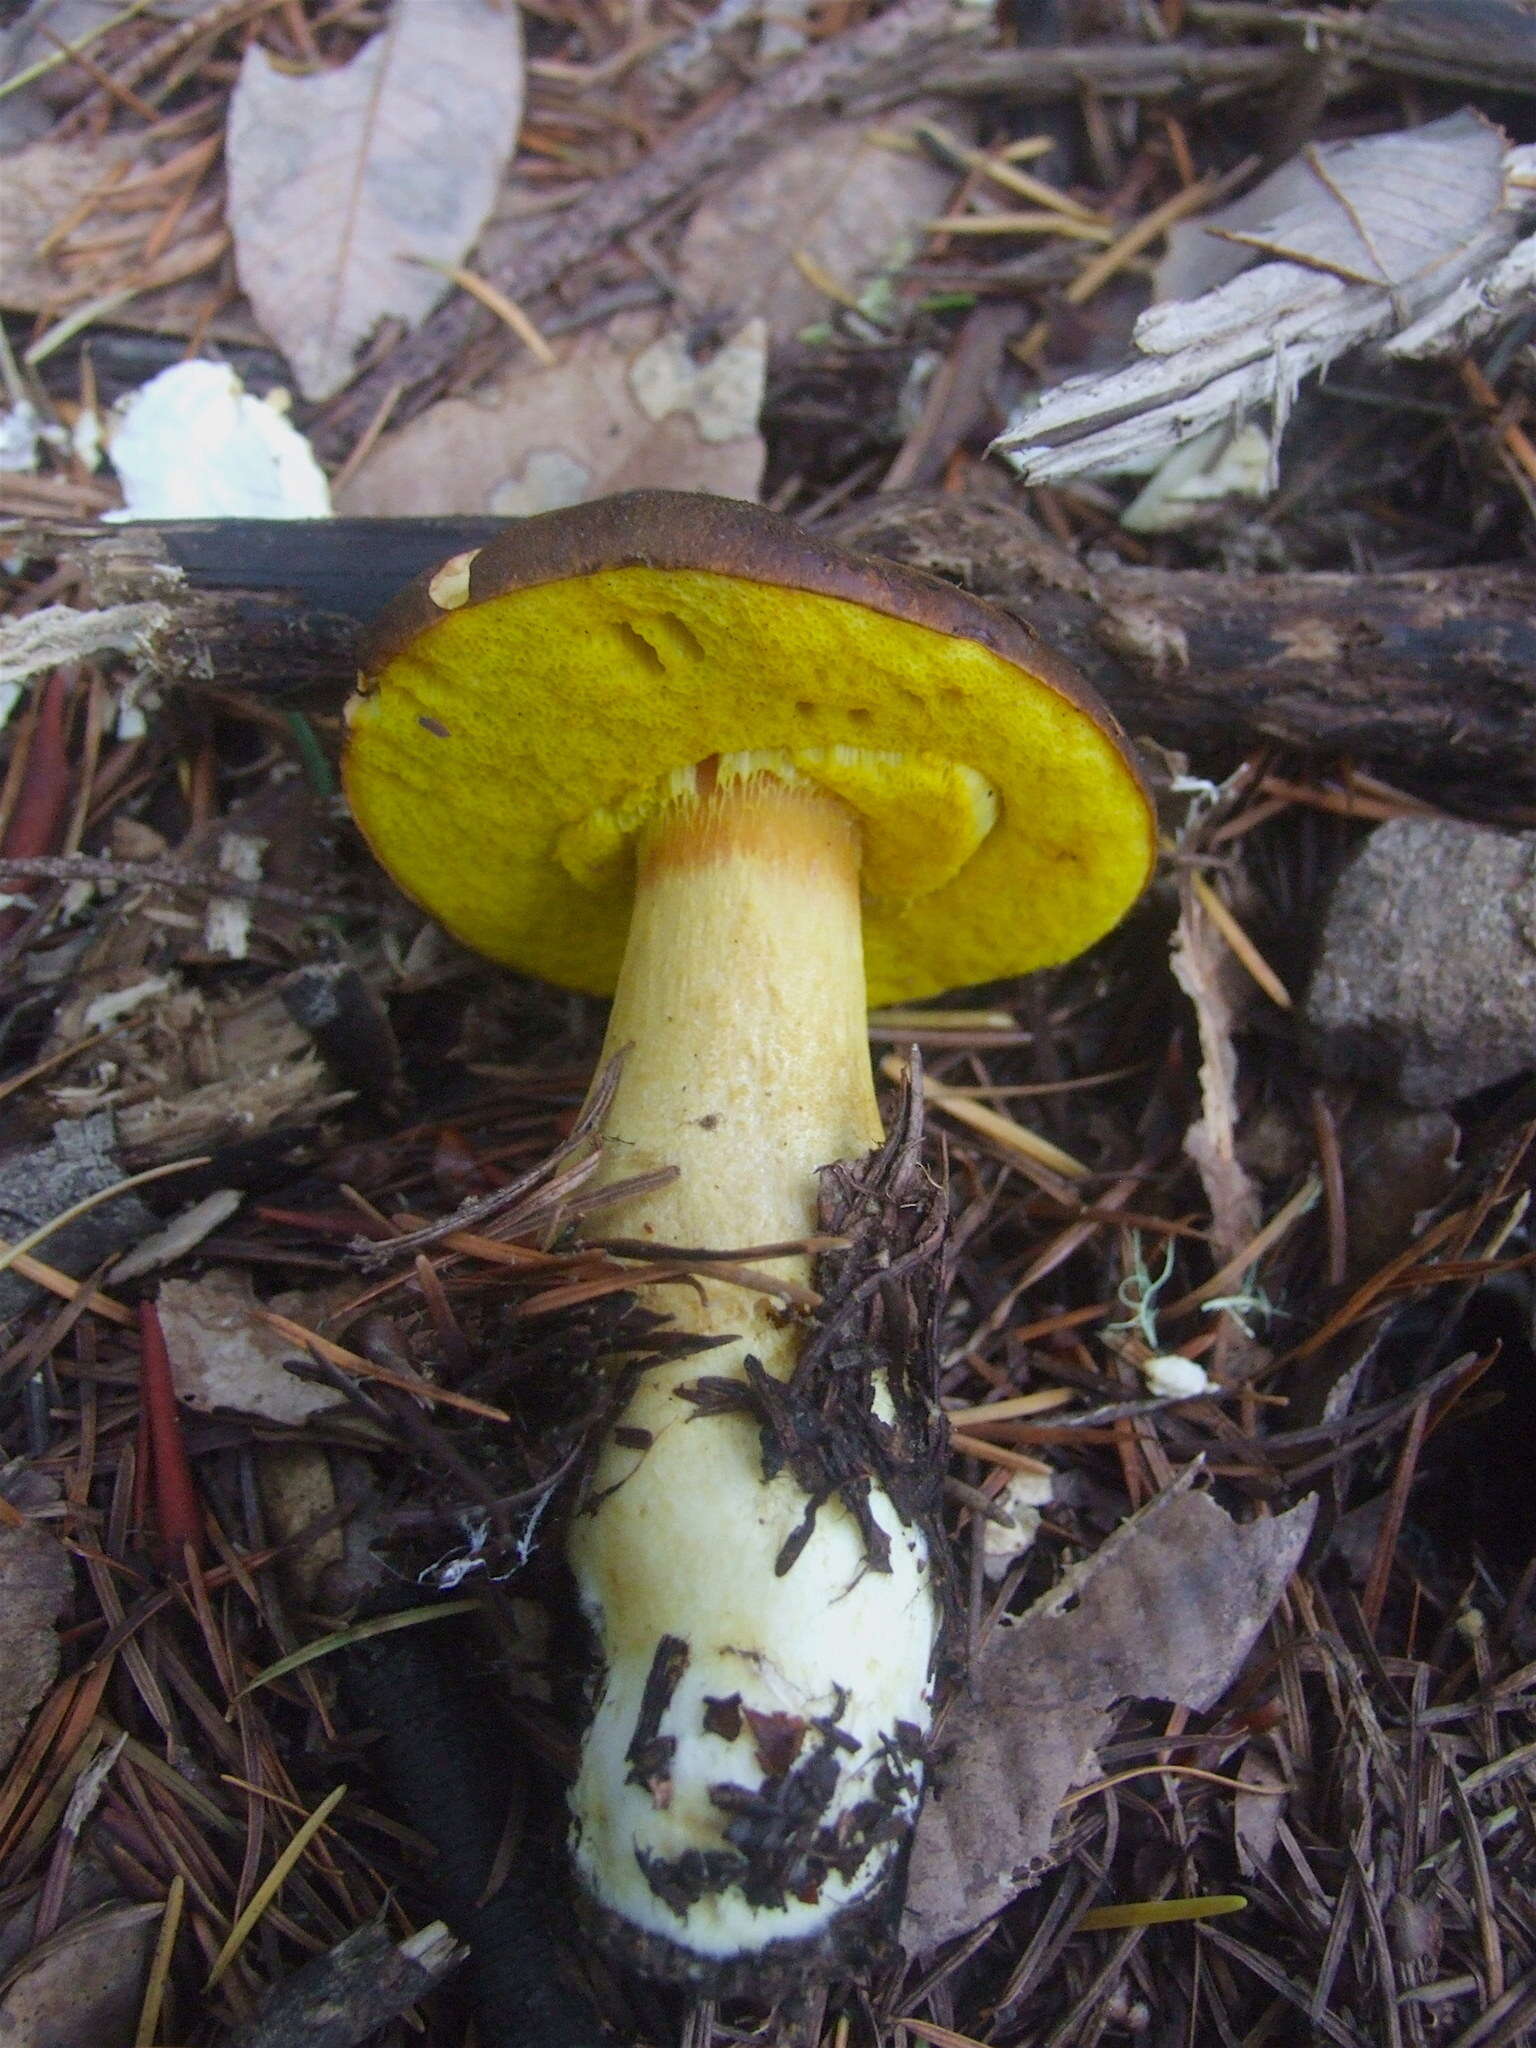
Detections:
886,1056,1090,1181
234,1598,482,1700
0,1156,210,1280
949,1431,1054,1476
134,1873,184,2047
1191,871,1293,1010
1078,1894,1247,1930
206,1782,348,1988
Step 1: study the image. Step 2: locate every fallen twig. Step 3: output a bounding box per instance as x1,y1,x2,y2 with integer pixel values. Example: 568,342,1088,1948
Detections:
11,506,1536,798
221,1918,467,2048
0,851,358,914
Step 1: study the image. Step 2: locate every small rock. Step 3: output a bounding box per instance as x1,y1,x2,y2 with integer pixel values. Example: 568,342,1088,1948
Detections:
0,1114,156,1319
1305,819,1536,1107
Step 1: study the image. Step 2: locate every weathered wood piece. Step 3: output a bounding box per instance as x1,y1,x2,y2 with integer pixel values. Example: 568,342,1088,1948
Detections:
833,496,1536,803
6,502,1535,798
223,1920,466,2048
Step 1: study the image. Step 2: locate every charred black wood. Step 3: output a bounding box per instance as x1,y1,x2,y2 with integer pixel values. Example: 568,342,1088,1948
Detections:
281,959,403,1103
220,1920,467,2048
339,1610,611,2048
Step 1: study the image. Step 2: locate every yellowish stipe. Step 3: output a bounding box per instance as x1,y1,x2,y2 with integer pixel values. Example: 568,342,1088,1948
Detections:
565,770,937,1964
589,770,881,1332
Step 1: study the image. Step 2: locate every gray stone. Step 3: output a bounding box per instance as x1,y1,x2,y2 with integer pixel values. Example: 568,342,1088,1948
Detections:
0,1113,156,1320
1305,818,1536,1107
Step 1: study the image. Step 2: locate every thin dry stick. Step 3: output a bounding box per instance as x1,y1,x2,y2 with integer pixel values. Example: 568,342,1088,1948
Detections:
0,852,356,913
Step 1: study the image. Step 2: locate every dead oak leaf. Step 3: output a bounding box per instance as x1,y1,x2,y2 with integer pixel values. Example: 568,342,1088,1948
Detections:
226,0,524,403
0,1517,73,1776
676,113,963,347
902,1477,1315,1953
336,309,765,516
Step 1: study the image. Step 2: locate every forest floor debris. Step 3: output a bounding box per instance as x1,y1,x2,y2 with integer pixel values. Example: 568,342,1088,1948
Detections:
1,1,1534,2045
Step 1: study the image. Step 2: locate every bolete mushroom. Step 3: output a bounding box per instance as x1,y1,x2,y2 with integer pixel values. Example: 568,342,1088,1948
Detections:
343,490,1154,1987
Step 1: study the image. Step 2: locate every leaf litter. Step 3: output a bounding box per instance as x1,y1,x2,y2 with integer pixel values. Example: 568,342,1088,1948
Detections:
904,1476,1317,1952
674,114,965,347
1,2,1536,2043
225,0,525,402
338,308,766,515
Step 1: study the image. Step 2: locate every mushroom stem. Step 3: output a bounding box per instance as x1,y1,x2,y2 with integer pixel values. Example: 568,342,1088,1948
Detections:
594,765,881,1305
567,765,938,1982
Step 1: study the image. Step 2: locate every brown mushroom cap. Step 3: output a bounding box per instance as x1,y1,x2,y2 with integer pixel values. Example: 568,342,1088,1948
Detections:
344,489,1155,1004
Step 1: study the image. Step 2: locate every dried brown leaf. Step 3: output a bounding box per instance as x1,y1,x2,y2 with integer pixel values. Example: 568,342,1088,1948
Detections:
0,1518,72,1775
675,113,961,346
156,1268,351,1424
0,1901,159,2048
0,136,261,343
902,1479,1315,1952
226,0,524,402
337,308,765,516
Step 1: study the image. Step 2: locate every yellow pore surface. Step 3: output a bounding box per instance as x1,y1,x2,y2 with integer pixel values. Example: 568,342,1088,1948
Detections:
344,565,1156,1005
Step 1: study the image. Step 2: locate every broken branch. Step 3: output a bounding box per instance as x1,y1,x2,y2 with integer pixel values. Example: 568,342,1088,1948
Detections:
10,504,1536,800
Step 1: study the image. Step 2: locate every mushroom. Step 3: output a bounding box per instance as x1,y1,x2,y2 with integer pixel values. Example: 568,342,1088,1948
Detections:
343,490,1154,1987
